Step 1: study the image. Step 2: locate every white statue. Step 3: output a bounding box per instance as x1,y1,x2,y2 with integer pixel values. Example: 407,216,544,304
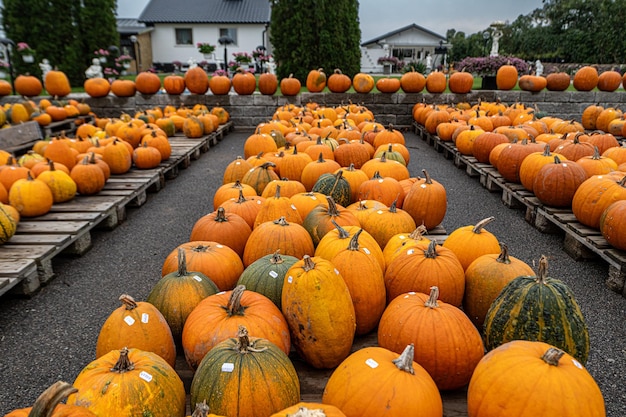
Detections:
490,29,503,56
85,58,103,79
425,54,433,72
187,57,197,69
535,59,544,77
39,59,52,80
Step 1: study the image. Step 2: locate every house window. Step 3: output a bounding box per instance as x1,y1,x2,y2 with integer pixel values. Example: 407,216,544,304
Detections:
175,28,193,45
219,28,237,45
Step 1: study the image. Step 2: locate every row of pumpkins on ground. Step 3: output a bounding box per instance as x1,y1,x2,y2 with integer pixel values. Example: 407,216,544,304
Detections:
413,99,626,252
5,103,606,416
0,103,230,244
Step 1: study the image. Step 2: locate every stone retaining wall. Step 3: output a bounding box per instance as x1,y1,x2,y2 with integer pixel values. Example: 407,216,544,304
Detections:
9,90,626,129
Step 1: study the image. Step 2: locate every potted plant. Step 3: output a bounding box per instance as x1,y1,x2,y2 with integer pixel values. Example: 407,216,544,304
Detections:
455,55,528,89
197,42,216,58
377,56,403,74
17,42,35,63
116,54,133,69
93,48,110,63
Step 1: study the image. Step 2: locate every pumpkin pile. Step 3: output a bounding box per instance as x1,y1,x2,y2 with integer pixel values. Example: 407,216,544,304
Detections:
413,99,626,251
0,103,227,225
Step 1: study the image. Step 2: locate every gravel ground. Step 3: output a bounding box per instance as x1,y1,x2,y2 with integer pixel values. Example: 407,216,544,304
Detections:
0,128,624,416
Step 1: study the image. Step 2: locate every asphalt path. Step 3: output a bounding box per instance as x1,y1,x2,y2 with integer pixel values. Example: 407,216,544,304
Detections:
0,128,624,416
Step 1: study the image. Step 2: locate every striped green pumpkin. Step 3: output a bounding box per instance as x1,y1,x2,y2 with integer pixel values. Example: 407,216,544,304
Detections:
0,203,17,244
236,251,299,309
311,170,352,207
484,255,590,364
190,325,300,416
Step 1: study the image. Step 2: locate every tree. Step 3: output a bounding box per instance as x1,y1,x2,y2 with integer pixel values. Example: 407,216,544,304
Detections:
1,0,119,86
269,0,361,82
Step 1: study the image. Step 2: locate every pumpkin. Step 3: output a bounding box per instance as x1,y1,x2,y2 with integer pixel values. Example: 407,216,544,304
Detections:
102,138,132,174
70,156,106,195
572,172,626,229
467,341,605,417
5,380,97,417
244,129,278,159
184,66,209,94
141,130,172,161
36,161,77,203
375,76,401,93
306,68,327,92
577,146,618,178
401,169,447,230
0,80,12,96
9,172,54,217
400,67,426,93
303,195,360,247
327,69,352,93
360,153,409,181
545,71,571,91
236,251,299,310
147,247,219,345
484,255,590,364
378,286,484,390
282,255,356,368
84,77,111,98
258,72,278,95
271,403,346,417
311,170,352,207
472,131,510,163
44,70,71,97
496,63,518,90
208,75,232,95
190,207,251,257
163,75,186,95
425,71,447,93
254,184,303,227
533,156,587,207
232,70,257,95
448,71,473,94
518,75,547,92
280,74,302,96
463,243,535,328
241,161,280,195
597,69,622,92
496,139,545,183
15,75,43,97
190,325,300,417
322,344,442,417
182,285,291,369
132,142,162,169
68,348,186,417
135,71,162,94
573,65,599,91
300,153,342,191
95,294,176,367
329,229,386,335
352,72,375,93
110,79,136,97
213,180,257,210
442,216,501,271
162,241,244,291
0,202,17,244
600,200,626,251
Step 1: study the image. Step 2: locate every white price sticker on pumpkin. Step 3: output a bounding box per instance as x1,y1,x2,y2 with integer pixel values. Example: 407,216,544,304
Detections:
139,371,153,382
287,275,293,284
407,249,414,255
362,247,371,255
193,275,203,282
222,363,235,373
124,316,135,326
269,270,278,279
141,313,149,324
365,358,379,369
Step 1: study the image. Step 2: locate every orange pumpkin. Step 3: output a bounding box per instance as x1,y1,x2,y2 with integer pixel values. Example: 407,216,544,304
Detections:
327,69,352,93
110,79,136,97
15,75,43,97
279,74,301,96
442,216,501,271
400,68,426,93
184,66,209,94
84,77,111,98
448,71,474,94
352,72,375,93
44,70,71,97
257,72,278,95
496,64,519,90
518,75,547,92
306,67,327,92
209,74,232,95
162,75,186,95
5,381,98,417
135,71,162,94
573,65,599,91
546,71,571,91
232,70,257,95
375,77,401,93
425,71,447,93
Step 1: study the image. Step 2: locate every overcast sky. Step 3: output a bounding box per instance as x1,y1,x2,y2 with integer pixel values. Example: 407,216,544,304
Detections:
117,0,545,41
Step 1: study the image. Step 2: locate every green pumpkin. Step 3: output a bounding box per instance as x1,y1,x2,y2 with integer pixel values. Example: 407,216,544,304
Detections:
236,251,299,309
483,255,590,364
146,248,220,345
190,325,300,416
311,170,352,207
0,203,17,244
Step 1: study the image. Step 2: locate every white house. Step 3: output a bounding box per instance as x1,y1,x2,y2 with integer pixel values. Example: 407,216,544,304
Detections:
360,23,448,73
138,0,271,72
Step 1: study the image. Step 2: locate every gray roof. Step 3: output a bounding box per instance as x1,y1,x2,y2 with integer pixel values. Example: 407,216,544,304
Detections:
116,18,152,35
139,0,271,24
361,23,446,47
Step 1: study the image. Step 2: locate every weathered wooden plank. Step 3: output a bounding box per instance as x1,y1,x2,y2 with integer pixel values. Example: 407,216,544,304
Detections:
0,258,36,276
7,234,72,245
0,121,43,153
16,221,91,234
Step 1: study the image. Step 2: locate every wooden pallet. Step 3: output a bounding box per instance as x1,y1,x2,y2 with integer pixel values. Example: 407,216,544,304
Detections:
0,125,232,298
413,120,626,299
43,115,95,138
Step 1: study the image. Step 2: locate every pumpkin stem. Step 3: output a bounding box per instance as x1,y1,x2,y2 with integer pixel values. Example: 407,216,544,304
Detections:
421,169,433,184
472,216,495,234
541,347,565,366
408,224,428,240
191,400,210,417
553,155,562,164
215,206,228,222
28,381,78,417
302,255,316,272
536,255,549,284
347,228,363,251
269,250,284,265
274,184,282,199
424,239,439,259
331,219,351,239
226,285,246,316
391,344,415,375
119,294,138,310
389,197,398,212
110,347,135,373
236,324,267,353
325,196,340,216
236,188,248,203
424,286,440,308
176,247,188,276
273,216,289,226
496,243,511,264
